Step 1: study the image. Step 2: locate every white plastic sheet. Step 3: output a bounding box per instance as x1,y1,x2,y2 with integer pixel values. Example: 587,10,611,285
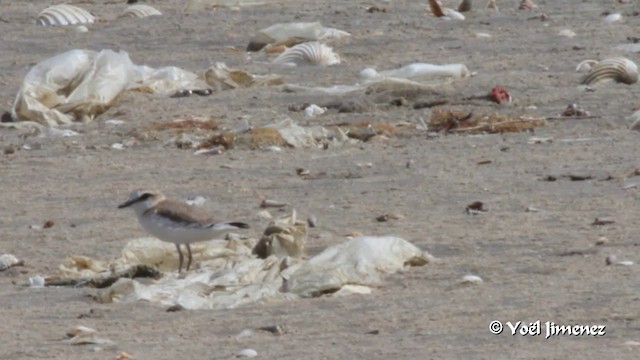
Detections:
11,49,206,126
61,236,432,310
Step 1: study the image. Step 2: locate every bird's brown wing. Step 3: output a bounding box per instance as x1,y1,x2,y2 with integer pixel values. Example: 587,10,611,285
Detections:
148,200,216,228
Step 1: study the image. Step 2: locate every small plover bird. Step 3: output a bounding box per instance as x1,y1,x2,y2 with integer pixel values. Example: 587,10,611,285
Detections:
118,189,250,273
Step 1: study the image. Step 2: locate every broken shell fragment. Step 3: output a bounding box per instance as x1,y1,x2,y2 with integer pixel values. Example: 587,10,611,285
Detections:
558,29,576,38
579,57,638,85
260,199,287,208
0,254,24,271
272,42,340,66
121,5,162,18
37,4,95,26
595,237,609,246
236,349,258,358
461,274,483,284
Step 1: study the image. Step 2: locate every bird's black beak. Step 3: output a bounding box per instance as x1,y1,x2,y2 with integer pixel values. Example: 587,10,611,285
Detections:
118,199,135,209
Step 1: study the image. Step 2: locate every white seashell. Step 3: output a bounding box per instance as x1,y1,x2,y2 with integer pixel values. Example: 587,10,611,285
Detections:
602,13,622,24
579,57,638,85
442,8,465,20
0,254,22,271
110,143,125,150
303,104,326,117
236,348,258,358
75,25,89,33
121,5,162,18
474,32,492,38
185,196,206,207
272,42,340,67
235,329,254,340
29,276,45,287
105,119,125,126
37,4,95,26
575,59,598,72
67,325,97,338
558,29,576,38
460,274,483,284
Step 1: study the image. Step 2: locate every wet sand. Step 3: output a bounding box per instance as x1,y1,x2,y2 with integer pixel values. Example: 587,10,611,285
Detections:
1,1,640,359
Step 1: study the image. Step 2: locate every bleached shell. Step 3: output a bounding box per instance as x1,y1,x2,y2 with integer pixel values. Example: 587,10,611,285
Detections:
0,254,21,271
602,13,622,24
36,4,95,26
558,29,576,38
272,42,340,66
442,8,465,20
579,57,638,85
236,349,258,358
121,5,162,18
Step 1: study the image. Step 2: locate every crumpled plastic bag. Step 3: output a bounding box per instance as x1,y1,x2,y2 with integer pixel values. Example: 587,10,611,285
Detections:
12,49,134,126
11,49,207,127
360,63,470,83
61,235,432,310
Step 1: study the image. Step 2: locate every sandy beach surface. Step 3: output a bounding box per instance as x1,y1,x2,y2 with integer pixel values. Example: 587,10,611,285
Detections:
1,0,640,359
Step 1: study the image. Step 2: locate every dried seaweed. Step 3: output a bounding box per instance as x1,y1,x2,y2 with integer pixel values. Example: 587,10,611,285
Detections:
428,108,545,134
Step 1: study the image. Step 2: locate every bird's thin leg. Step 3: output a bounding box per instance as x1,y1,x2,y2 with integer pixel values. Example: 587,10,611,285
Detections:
176,244,184,273
186,243,193,271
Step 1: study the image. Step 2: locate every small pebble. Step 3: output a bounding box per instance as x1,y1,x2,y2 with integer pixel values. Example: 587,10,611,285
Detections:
595,237,609,246
260,199,287,208
307,216,317,228
111,143,125,150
